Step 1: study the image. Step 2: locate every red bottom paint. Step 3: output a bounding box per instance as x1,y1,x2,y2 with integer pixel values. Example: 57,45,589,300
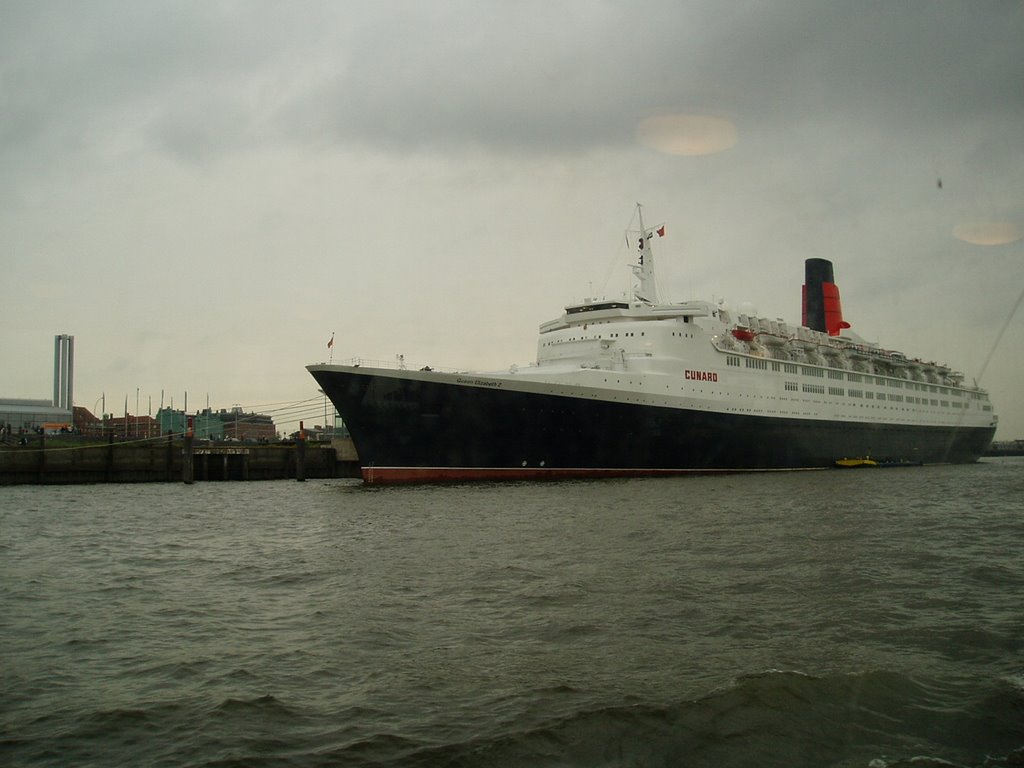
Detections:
358,466,815,484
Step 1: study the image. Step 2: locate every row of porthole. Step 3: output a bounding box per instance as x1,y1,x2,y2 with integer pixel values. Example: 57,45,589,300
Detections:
686,395,974,422
539,392,968,425
607,369,969,403
666,385,965,409
585,385,950,415
725,353,974,397
584,382,967,411
547,331,646,342
539,384,973,420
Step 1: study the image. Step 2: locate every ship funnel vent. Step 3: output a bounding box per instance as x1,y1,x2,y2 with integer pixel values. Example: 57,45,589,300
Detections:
802,259,851,336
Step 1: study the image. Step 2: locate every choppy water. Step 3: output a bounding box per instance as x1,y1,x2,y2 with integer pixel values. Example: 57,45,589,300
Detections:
2,458,1023,767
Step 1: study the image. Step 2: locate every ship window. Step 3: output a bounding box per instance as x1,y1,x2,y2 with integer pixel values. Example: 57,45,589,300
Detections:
566,301,629,315
829,387,845,396
771,362,780,371
784,381,798,391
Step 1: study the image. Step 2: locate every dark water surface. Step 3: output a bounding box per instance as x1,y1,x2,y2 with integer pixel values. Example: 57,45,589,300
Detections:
3,459,1023,767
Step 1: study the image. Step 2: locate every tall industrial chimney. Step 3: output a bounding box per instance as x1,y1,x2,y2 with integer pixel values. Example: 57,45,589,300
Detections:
53,334,75,410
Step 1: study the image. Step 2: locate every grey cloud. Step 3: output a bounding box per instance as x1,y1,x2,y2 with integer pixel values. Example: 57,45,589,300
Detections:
1,1,323,168
4,1,1021,166
290,2,1024,153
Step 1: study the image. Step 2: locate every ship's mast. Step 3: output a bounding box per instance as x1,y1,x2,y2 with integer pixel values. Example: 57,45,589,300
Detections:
631,203,660,304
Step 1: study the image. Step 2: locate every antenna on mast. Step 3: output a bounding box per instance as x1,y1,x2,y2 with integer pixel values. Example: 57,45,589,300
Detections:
631,203,661,304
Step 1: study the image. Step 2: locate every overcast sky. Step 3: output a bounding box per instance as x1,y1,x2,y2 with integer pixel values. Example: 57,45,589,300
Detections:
2,0,1022,437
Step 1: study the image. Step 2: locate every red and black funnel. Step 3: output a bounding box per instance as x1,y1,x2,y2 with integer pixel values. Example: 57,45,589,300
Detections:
802,258,851,336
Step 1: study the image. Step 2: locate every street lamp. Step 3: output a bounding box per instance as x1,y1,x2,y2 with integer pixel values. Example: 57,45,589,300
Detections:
93,393,105,435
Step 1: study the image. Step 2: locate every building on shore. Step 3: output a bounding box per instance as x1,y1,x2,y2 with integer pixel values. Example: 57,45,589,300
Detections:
2,333,288,444
987,439,1024,456
0,335,76,436
154,406,276,441
156,408,225,439
0,398,74,435
96,414,162,439
218,406,276,442
73,406,101,434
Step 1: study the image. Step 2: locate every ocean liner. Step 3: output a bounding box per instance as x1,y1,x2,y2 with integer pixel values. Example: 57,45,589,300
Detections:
308,206,997,483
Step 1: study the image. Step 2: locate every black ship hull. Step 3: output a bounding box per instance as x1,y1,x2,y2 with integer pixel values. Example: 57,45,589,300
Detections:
310,367,996,484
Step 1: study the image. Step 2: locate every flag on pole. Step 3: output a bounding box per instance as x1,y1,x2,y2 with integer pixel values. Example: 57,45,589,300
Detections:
657,225,665,237
327,333,334,349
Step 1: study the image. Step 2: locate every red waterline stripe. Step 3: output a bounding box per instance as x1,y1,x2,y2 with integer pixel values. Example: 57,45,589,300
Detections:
358,465,819,484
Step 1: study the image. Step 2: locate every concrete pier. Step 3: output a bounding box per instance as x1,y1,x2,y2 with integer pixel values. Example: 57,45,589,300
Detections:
0,436,359,485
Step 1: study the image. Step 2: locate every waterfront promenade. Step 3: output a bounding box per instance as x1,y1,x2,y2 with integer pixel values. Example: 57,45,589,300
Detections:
0,434,359,485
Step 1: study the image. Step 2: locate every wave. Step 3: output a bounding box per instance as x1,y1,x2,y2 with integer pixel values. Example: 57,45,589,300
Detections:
4,667,1022,767
210,693,302,721
306,669,1024,768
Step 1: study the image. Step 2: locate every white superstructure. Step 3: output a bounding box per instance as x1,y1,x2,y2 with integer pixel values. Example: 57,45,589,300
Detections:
504,206,997,433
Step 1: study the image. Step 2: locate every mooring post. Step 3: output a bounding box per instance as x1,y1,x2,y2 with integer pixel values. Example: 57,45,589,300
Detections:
106,429,114,482
37,430,46,483
182,417,194,485
296,420,306,482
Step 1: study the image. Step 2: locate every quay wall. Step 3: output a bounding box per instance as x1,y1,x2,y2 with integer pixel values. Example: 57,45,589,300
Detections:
0,436,361,485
